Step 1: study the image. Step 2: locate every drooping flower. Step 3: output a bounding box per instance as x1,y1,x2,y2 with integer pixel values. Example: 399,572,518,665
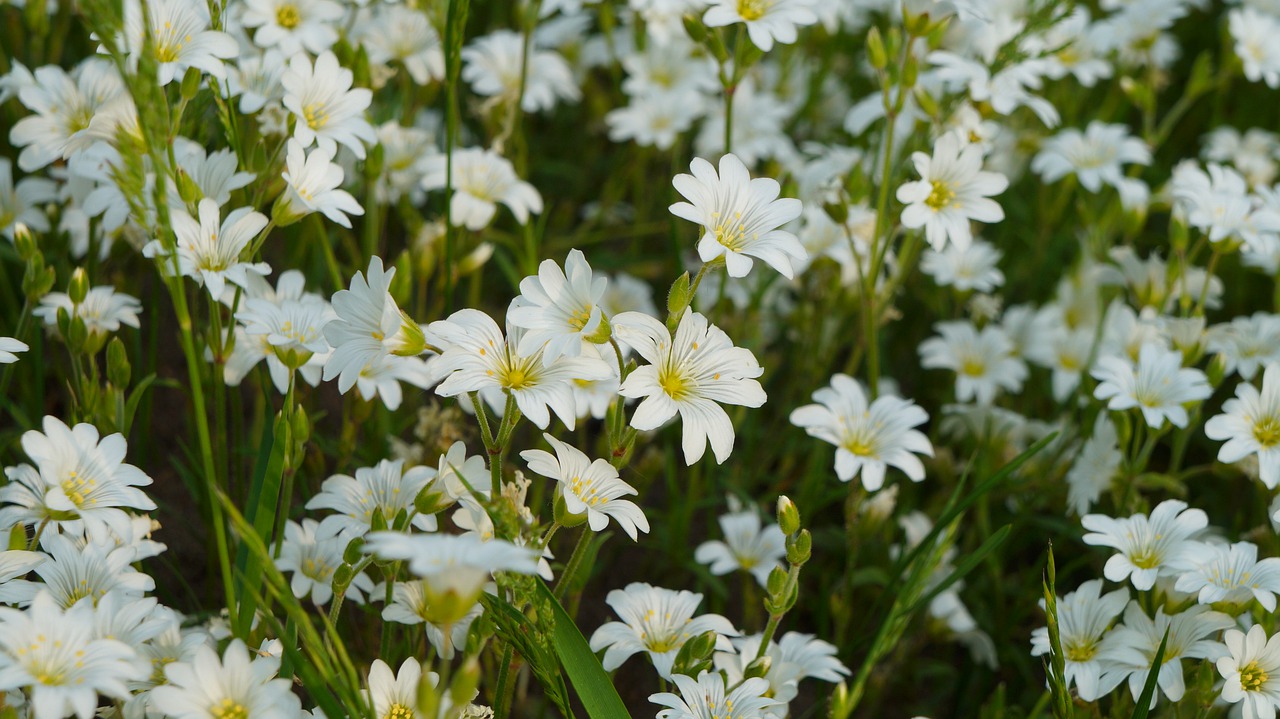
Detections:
669,153,806,279
323,256,426,393
789,373,932,491
897,133,1008,251
614,309,766,465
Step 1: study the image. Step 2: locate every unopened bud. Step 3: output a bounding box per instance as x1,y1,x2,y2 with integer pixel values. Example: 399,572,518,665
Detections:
342,537,365,565
13,224,36,260
450,657,482,705
332,563,354,592
667,272,692,319
744,655,772,680
776,496,800,536
766,565,787,597
68,268,89,305
107,338,131,388
370,508,388,532
867,27,887,70
180,67,202,100
787,529,812,566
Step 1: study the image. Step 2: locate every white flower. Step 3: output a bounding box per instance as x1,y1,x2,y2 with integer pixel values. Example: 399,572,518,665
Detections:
144,198,270,299
9,61,124,172
1172,163,1280,250
274,519,372,606
282,51,376,159
649,671,777,719
919,321,1026,405
789,373,932,491
1207,364,1280,488
1030,579,1129,701
1230,8,1280,89
693,503,785,587
323,256,425,394
421,148,543,230
364,532,538,624
351,352,435,411
306,459,438,535
122,0,236,85
172,140,256,207
920,239,1004,292
897,133,1008,251
606,97,704,151
508,249,609,363
366,658,443,719
1098,602,1231,707
701,0,817,52
0,591,143,719
1031,122,1151,193
1174,541,1280,611
1091,342,1212,429
1218,625,1280,719
236,295,333,370
1209,313,1280,380
1065,419,1123,516
32,533,154,609
0,158,57,238
0,337,29,364
33,287,142,351
225,50,287,114
361,6,445,86
520,433,648,540
614,309,766,465
714,632,850,709
588,582,737,679
241,0,342,56
669,153,806,279
1081,499,1207,591
278,139,364,228
426,308,611,430
0,416,156,541
380,581,481,658
461,30,580,113
149,639,301,719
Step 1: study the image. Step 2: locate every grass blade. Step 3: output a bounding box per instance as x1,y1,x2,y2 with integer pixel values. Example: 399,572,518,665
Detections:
1131,628,1169,719
535,579,632,719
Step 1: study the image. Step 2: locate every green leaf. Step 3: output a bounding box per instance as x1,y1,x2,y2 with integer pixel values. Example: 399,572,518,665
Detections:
906,524,1011,615
535,579,632,719
1130,628,1170,719
234,406,290,636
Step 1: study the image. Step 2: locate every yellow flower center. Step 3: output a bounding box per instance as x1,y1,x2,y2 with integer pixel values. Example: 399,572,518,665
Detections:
925,181,955,211
736,0,771,21
61,469,96,508
383,704,414,719
960,358,986,377
1255,416,1280,448
712,211,751,251
567,307,593,331
658,368,691,400
1242,661,1269,692
303,102,329,130
212,698,250,719
1129,547,1160,569
276,3,301,28
1065,640,1097,663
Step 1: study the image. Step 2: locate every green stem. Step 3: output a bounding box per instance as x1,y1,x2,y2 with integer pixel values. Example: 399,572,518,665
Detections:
553,527,592,601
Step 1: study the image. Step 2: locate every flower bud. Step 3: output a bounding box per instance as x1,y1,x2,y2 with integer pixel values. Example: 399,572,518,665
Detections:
180,67,202,100
13,224,36,261
786,529,812,566
342,536,365,565
766,565,787,597
107,337,131,388
776,496,800,536
667,271,692,320
68,268,89,305
743,656,772,680
450,657,482,706
867,27,888,70
332,563,354,593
